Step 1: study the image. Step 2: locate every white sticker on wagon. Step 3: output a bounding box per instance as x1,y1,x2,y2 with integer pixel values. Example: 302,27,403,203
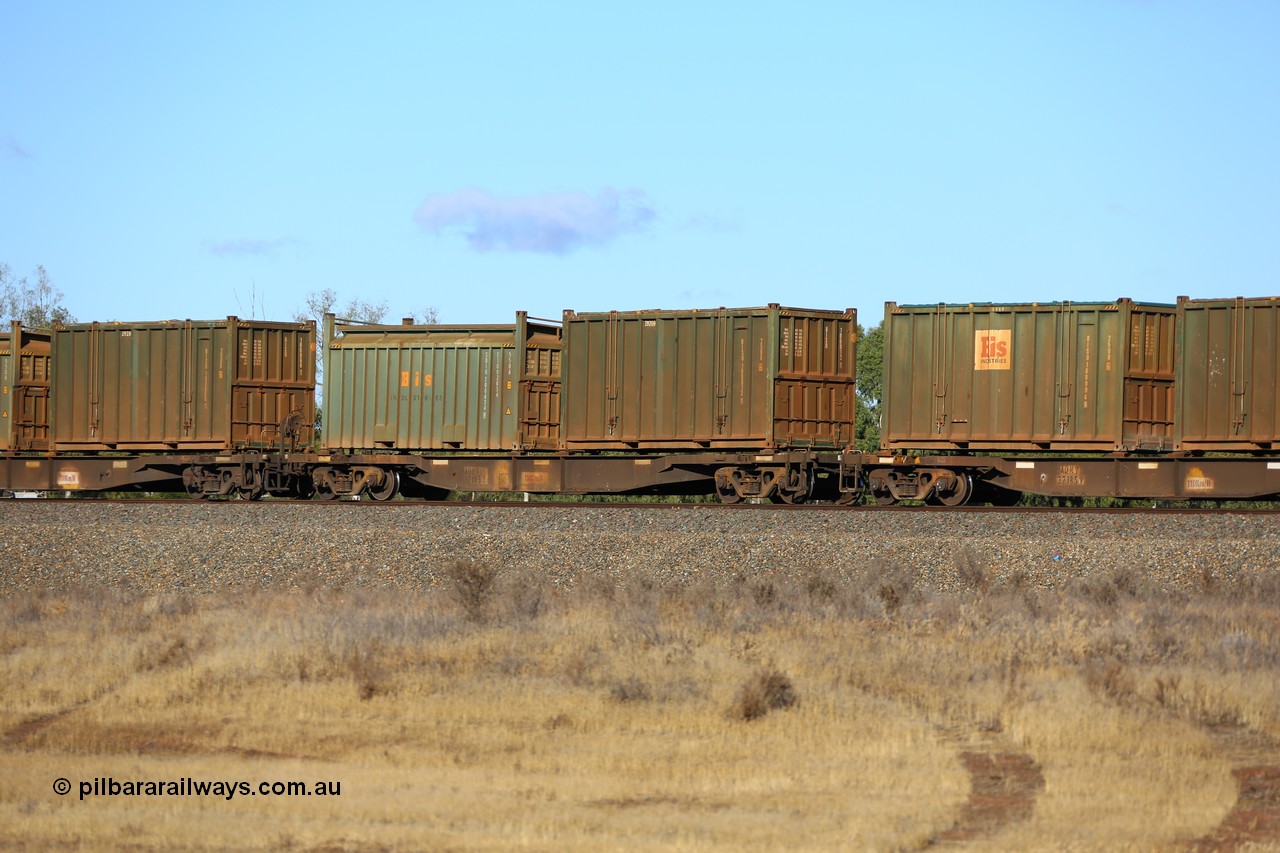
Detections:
1016,461,1035,469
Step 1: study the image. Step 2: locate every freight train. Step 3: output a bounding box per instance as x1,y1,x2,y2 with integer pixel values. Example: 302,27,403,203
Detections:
2,297,1278,505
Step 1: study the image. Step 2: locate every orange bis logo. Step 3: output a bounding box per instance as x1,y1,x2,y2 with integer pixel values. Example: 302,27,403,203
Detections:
974,330,1012,371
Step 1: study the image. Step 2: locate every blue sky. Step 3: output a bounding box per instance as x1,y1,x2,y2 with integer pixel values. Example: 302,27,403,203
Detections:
2,2,1278,330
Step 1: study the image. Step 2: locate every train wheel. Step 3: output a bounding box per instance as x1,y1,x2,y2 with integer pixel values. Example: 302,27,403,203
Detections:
311,470,338,501
714,467,743,504
367,470,400,502
932,472,972,507
235,468,265,501
773,469,811,505
873,489,898,506
183,468,205,499
715,481,742,504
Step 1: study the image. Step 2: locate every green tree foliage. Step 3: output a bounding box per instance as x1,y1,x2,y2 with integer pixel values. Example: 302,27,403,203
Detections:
0,264,75,326
855,321,883,452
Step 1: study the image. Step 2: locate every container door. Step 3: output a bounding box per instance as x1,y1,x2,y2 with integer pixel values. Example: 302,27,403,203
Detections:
771,311,856,446
519,325,561,449
1122,307,1175,449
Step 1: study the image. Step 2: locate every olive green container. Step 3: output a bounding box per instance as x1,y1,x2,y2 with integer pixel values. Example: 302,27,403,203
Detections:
881,300,1176,451
321,313,562,451
1176,296,1280,450
52,317,315,451
559,304,857,450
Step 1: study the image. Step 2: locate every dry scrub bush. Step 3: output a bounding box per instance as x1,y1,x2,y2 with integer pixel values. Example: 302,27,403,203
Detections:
732,668,799,721
446,559,498,623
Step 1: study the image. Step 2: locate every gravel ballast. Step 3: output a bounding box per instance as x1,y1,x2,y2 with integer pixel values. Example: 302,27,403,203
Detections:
1,502,1277,595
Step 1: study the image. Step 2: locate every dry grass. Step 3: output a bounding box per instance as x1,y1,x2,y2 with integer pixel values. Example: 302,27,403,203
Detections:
1,559,1278,851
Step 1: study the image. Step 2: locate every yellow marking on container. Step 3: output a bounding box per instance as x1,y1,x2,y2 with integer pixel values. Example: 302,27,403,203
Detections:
25,460,40,468
113,460,128,469
216,456,232,463
424,374,433,387
400,371,410,387
1016,461,1036,469
1138,462,1160,470
533,460,551,466
431,459,449,466
634,459,652,465
755,455,774,462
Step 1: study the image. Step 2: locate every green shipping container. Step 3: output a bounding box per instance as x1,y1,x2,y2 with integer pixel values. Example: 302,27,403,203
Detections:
52,318,315,451
322,314,562,451
0,322,52,452
1176,296,1280,450
881,300,1176,451
559,304,857,450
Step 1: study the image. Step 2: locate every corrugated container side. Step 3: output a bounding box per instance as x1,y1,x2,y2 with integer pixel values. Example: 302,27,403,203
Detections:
560,304,856,450
322,314,561,452
52,318,315,451
1176,296,1280,449
0,322,52,451
881,300,1175,451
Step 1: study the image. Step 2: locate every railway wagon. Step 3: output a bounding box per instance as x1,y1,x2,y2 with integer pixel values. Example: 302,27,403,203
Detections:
1176,296,1280,451
0,322,51,452
51,317,316,452
880,299,1177,452
559,304,858,451
321,313,562,452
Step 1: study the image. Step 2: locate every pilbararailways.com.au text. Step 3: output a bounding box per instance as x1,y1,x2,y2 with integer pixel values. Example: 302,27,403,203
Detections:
59,777,341,801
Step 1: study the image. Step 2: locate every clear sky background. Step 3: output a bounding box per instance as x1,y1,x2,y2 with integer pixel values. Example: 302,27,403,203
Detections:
2,1,1277,330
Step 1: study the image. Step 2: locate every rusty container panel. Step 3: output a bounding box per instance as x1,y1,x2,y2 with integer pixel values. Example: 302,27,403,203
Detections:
322,313,561,451
1176,296,1280,450
881,300,1176,451
559,304,856,450
52,318,315,451
0,322,52,451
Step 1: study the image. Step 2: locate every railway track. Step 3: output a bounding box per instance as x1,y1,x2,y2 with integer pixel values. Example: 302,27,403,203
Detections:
2,498,1276,597
8,495,1280,515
